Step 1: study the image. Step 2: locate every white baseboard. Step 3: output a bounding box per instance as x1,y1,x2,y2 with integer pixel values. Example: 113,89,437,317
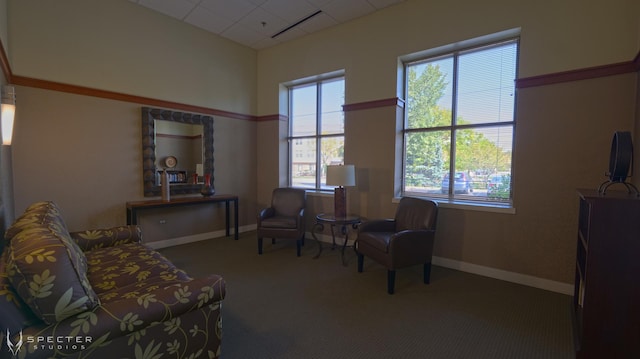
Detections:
147,227,573,296
146,224,257,250
432,256,574,296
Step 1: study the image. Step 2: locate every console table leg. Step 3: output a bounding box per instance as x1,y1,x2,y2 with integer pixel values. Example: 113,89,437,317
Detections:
225,201,230,237
234,199,239,240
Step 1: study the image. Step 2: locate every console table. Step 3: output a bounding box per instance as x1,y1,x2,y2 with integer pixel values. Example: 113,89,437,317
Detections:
126,195,239,240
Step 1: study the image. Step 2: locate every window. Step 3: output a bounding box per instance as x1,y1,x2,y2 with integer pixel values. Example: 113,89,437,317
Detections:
289,77,345,189
403,39,518,204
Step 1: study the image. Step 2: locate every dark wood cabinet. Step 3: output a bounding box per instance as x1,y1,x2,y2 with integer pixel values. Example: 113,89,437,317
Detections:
574,190,640,359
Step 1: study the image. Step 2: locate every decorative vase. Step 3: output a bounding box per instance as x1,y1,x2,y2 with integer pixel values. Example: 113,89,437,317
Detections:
161,170,171,202
200,173,215,197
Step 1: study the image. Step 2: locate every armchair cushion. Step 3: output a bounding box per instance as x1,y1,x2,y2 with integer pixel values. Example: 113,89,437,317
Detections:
260,216,299,229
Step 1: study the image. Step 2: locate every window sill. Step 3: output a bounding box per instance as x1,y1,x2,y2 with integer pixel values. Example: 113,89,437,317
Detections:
304,190,515,214
395,196,516,214
303,189,334,198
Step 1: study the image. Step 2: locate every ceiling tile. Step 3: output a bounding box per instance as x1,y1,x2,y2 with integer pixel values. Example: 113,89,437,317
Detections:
307,0,333,6
184,5,235,34
130,0,406,49
138,0,196,20
296,11,338,34
271,26,307,42
198,0,256,22
222,23,265,47
320,0,375,23
260,0,319,23
238,6,288,36
367,0,404,9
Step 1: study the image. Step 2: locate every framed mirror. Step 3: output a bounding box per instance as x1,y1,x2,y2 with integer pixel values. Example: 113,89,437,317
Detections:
141,107,214,197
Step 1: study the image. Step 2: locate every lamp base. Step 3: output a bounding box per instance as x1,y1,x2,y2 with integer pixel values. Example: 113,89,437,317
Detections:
334,187,346,218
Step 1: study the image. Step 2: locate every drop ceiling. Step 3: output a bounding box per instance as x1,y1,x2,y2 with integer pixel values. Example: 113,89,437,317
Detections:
129,0,406,50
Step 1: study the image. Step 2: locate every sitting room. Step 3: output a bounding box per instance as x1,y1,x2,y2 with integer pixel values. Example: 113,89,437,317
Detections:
1,0,639,358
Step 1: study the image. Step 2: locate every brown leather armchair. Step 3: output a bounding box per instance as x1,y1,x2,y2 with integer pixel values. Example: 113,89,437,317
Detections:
355,197,438,294
257,188,307,256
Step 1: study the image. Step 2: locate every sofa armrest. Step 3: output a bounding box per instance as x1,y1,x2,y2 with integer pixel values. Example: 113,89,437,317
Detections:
70,226,143,252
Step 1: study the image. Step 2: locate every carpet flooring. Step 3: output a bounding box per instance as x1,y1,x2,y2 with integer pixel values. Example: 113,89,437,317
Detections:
159,231,575,359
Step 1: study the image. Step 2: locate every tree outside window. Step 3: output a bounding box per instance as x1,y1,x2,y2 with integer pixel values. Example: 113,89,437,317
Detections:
403,40,518,203
289,77,345,189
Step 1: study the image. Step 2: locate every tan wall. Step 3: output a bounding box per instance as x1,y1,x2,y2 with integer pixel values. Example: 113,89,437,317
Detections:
255,0,640,284
6,0,258,237
8,0,257,114
11,86,257,237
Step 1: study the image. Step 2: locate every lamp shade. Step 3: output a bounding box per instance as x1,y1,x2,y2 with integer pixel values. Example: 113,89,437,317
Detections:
1,85,16,145
326,165,355,187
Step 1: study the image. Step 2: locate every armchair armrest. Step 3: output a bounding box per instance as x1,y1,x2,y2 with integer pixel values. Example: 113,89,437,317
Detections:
389,229,436,266
70,225,143,252
257,207,275,223
358,219,396,233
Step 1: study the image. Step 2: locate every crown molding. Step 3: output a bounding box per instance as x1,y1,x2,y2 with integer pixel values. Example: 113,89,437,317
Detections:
516,59,638,88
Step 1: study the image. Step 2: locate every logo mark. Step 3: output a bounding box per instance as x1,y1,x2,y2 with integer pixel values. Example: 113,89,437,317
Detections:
5,329,23,357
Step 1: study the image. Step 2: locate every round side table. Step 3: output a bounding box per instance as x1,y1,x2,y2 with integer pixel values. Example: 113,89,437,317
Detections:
311,213,361,266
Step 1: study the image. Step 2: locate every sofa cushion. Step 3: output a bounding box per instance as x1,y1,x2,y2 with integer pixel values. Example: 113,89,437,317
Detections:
6,202,100,324
4,201,62,243
0,251,42,332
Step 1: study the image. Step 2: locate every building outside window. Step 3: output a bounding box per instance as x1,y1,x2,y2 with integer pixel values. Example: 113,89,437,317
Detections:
289,77,345,189
403,38,518,204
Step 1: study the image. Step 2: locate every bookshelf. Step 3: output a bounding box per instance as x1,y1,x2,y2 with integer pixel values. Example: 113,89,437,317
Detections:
574,190,640,359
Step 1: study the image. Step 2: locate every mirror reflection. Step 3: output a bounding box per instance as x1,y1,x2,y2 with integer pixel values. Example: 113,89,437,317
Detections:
141,107,214,197
154,120,204,185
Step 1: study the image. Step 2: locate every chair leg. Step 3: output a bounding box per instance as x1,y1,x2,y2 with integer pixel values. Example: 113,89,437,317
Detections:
258,238,263,255
387,270,396,295
296,239,302,257
357,253,364,272
424,263,432,284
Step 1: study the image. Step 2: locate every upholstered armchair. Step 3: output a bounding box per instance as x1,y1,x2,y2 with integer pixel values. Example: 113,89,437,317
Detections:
257,188,307,256
355,197,438,294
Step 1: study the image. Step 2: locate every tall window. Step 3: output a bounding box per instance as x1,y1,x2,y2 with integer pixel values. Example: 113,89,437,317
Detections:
289,77,345,189
403,39,518,204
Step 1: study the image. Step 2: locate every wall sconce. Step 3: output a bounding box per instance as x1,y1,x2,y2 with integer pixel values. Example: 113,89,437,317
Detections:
326,164,356,218
1,85,16,145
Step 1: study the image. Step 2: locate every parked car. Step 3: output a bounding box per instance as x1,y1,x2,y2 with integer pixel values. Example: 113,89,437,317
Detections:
441,172,473,194
487,173,511,199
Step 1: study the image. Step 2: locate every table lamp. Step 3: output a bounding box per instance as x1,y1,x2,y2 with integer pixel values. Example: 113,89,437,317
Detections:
326,164,355,218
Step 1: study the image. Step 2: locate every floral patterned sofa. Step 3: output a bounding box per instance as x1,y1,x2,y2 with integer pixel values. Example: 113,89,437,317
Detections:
0,201,226,359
